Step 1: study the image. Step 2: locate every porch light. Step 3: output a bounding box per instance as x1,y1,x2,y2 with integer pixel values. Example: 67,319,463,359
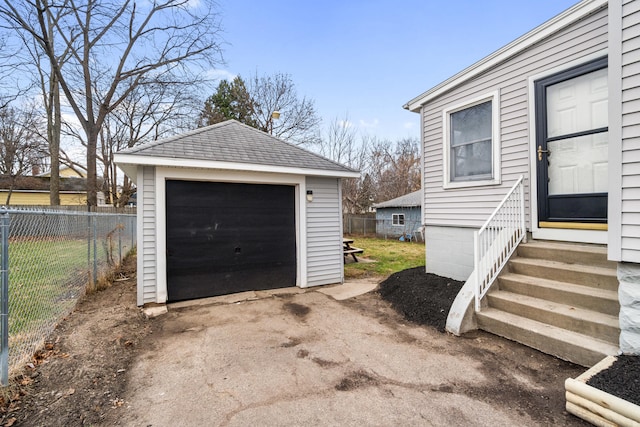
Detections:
306,190,313,202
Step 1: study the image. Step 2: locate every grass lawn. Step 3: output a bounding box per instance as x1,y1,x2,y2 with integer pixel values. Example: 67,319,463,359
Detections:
9,239,89,334
344,236,425,279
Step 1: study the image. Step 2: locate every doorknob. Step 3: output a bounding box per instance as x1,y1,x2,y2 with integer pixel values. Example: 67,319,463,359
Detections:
537,145,550,161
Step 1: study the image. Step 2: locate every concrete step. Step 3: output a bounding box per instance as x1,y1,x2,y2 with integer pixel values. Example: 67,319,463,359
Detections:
516,240,615,269
497,273,620,316
486,290,619,345
476,308,619,367
508,257,618,291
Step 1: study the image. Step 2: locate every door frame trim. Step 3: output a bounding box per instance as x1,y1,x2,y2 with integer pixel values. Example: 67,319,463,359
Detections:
527,49,608,244
155,167,307,303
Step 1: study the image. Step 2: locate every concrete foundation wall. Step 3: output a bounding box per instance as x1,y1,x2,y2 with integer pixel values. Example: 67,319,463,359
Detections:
618,262,640,354
425,225,476,281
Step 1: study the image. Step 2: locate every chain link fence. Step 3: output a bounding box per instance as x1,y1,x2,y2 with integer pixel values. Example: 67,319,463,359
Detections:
0,207,136,385
343,214,423,241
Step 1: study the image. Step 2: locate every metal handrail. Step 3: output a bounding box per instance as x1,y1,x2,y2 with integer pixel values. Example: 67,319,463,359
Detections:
474,175,526,311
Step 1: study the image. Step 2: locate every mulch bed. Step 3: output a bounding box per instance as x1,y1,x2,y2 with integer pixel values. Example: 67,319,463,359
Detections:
377,267,463,332
587,355,640,407
378,267,640,408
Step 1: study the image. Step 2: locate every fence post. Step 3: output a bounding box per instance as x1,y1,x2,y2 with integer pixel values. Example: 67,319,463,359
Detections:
0,208,9,386
93,215,98,285
118,215,122,262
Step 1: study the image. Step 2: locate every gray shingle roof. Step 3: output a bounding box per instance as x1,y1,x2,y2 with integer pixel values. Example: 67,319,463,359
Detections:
118,120,357,174
373,190,422,208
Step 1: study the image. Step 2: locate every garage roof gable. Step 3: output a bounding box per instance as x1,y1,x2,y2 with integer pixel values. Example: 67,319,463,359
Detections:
115,120,359,178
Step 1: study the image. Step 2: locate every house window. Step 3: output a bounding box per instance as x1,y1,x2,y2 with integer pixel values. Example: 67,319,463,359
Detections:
392,213,405,226
443,92,500,188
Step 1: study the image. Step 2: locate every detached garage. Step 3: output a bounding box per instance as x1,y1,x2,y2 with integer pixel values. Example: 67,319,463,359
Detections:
114,120,359,306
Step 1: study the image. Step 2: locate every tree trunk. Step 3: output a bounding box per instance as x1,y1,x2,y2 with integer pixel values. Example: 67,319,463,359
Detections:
86,127,98,208
48,73,61,205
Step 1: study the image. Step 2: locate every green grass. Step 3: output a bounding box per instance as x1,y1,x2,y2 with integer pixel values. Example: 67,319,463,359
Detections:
8,239,89,334
344,236,425,279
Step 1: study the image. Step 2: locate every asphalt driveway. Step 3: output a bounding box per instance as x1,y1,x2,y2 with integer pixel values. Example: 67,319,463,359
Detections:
111,285,586,426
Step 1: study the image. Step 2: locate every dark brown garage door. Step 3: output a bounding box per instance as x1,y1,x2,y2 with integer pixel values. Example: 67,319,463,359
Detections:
166,180,296,302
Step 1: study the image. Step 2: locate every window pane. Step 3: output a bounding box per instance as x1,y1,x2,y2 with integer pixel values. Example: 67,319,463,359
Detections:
392,214,405,226
452,140,492,179
546,67,608,138
547,132,608,195
450,101,492,146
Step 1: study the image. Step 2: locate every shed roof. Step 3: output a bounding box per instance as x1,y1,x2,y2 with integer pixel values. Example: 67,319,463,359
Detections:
114,120,359,179
374,190,422,208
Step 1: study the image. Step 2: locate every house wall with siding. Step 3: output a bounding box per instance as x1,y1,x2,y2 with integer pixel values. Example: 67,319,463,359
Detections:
609,0,640,263
0,191,87,206
610,0,640,354
306,176,343,287
420,6,608,229
375,206,422,239
418,5,608,279
138,165,157,305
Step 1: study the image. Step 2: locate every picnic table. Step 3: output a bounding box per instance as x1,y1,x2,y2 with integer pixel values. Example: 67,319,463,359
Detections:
343,238,364,263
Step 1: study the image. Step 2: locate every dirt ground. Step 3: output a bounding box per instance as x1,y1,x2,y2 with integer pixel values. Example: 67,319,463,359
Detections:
381,267,640,408
0,256,152,427
0,259,594,426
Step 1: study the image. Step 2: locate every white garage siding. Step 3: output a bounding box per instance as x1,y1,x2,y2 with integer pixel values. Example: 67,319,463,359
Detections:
306,176,344,287
138,165,157,305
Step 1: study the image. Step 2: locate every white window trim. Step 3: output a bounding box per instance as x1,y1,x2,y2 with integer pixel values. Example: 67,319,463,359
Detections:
442,91,501,189
392,213,405,226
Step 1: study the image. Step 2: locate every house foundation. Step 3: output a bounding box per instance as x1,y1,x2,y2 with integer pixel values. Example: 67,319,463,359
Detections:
618,263,640,355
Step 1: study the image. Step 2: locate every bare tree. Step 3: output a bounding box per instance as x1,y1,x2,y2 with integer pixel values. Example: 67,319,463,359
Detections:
248,72,321,145
99,78,201,207
0,0,224,207
369,137,421,203
316,115,373,214
0,105,46,204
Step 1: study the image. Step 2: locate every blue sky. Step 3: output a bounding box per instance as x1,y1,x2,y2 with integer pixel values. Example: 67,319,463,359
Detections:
213,1,579,141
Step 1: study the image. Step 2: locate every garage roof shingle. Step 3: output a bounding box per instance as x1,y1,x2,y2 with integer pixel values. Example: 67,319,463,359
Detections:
118,120,357,174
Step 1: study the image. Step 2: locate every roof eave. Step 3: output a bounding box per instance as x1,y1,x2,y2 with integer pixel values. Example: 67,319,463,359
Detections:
403,0,608,112
114,153,361,179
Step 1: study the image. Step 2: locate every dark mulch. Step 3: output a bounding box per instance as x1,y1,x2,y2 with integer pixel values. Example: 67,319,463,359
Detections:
587,355,640,406
378,267,640,409
377,267,464,332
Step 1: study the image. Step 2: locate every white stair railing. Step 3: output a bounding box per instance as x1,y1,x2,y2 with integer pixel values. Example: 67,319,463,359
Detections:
474,175,526,311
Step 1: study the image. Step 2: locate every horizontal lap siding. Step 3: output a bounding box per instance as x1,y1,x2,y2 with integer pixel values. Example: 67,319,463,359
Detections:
421,7,607,228
621,0,640,262
141,166,157,303
306,177,343,286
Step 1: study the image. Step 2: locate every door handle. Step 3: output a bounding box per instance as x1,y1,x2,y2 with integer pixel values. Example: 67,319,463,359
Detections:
537,145,550,161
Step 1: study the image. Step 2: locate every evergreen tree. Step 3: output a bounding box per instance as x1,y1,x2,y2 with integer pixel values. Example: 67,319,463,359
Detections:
199,76,256,127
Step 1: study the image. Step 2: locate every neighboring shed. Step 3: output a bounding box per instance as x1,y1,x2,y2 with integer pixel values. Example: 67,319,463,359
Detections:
373,190,423,239
114,120,359,306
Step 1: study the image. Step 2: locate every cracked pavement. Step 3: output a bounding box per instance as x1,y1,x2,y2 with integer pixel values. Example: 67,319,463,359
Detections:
107,289,587,426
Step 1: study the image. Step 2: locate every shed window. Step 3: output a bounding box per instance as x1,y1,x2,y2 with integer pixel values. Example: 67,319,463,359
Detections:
443,92,500,188
392,213,405,226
